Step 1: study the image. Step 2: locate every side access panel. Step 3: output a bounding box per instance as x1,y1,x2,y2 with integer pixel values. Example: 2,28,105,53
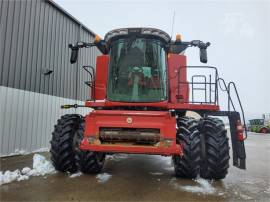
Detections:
94,55,109,100
168,54,189,103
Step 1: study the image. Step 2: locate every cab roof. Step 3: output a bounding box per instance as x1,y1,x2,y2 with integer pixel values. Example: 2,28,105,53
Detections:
104,28,171,44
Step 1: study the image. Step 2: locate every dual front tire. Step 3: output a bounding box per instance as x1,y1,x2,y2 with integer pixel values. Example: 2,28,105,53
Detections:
50,114,105,174
173,117,201,178
173,116,230,179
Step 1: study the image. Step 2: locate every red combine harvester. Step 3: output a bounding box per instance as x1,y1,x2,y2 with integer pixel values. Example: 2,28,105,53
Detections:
50,28,246,179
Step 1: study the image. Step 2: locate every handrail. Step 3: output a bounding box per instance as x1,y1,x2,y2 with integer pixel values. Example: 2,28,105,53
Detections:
191,75,207,103
216,78,247,139
83,65,95,101
177,66,218,105
228,82,248,139
217,78,236,111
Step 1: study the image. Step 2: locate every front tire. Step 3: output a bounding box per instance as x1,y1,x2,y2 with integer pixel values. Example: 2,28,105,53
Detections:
50,114,82,173
173,117,201,178
199,117,230,179
74,119,106,174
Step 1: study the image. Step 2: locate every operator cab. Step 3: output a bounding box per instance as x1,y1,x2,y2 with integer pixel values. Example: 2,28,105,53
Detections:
104,28,170,102
68,27,210,104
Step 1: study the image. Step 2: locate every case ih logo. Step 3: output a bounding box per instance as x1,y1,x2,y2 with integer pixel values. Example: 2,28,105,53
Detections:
126,117,133,124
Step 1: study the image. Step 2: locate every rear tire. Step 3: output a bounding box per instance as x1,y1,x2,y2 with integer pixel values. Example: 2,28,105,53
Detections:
199,117,230,179
173,117,201,178
50,114,82,173
75,119,106,174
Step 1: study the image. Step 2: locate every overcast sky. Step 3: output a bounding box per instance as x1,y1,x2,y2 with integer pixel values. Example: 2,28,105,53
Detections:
55,0,269,119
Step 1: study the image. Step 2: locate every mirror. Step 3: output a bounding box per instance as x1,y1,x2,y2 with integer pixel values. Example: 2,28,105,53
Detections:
200,48,208,63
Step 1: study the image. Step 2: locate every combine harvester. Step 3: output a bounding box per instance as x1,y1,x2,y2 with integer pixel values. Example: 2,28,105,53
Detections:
50,28,246,179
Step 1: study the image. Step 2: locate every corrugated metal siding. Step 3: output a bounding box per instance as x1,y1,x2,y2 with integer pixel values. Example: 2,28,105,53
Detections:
0,86,91,156
0,0,101,155
0,0,100,100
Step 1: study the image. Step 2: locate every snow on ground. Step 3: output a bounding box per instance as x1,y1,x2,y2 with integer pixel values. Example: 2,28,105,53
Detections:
1,147,49,157
243,180,255,185
149,172,163,175
157,156,174,172
96,173,112,183
32,147,50,153
30,154,55,176
164,167,174,172
0,170,21,185
232,190,254,200
264,186,270,194
5,149,29,157
106,154,129,161
69,172,82,178
0,154,55,186
238,193,253,200
170,177,215,194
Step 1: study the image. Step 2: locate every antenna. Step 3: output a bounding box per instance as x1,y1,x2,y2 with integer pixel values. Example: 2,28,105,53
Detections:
170,10,176,40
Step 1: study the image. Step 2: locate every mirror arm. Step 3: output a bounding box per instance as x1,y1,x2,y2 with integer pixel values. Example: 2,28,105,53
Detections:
189,40,211,49
68,42,96,64
169,41,210,52
69,42,95,50
169,40,210,63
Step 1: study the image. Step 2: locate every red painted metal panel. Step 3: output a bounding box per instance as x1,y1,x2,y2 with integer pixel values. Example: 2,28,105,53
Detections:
80,139,181,156
85,100,168,108
81,110,182,156
95,55,109,100
85,100,219,111
168,54,189,103
168,103,220,110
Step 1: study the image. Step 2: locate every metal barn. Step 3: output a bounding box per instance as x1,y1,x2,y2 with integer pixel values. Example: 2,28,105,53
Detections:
0,0,100,155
